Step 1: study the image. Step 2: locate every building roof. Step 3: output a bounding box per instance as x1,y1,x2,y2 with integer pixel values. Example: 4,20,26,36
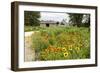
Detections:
40,20,58,24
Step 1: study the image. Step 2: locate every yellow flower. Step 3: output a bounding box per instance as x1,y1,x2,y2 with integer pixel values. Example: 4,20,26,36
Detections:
45,49,49,52
64,52,69,57
75,47,80,51
62,47,67,52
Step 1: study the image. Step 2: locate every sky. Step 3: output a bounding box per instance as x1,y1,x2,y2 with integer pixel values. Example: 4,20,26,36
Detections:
39,12,69,22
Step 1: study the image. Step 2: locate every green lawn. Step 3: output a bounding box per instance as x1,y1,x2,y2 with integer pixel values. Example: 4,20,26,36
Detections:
25,26,90,61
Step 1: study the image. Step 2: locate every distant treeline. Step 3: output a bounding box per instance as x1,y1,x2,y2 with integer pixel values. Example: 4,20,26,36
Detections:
24,11,90,27
68,13,90,27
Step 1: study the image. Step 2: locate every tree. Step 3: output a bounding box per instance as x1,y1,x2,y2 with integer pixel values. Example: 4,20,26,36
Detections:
24,11,40,26
82,14,90,27
68,13,83,27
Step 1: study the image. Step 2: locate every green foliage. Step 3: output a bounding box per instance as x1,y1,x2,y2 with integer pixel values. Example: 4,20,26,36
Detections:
68,13,90,27
31,27,90,61
68,13,83,27
24,26,46,32
32,32,50,53
24,11,40,26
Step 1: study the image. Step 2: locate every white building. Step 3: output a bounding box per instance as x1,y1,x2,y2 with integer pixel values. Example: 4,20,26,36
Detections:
40,19,69,27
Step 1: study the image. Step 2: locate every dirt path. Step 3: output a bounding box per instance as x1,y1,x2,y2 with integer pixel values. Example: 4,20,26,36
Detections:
25,31,35,62
25,31,34,37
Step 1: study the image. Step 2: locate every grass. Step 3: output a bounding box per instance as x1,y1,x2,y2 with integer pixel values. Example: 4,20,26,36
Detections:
25,26,46,32
26,26,90,61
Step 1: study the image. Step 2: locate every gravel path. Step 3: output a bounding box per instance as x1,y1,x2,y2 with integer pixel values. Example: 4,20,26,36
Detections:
25,31,35,62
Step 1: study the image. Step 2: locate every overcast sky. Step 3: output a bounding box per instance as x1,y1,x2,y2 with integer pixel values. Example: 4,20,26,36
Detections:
39,12,69,22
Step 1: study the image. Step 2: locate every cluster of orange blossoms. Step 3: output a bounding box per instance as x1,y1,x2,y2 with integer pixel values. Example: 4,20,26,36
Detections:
45,46,62,53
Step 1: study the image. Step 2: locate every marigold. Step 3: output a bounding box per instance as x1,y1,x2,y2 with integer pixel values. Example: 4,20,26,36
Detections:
54,48,58,53
56,48,61,52
50,48,54,52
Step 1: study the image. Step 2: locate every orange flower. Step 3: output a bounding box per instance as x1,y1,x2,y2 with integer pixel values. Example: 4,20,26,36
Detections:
56,48,61,52
50,48,54,52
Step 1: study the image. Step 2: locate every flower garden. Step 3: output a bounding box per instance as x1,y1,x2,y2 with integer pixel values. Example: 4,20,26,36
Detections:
31,26,90,61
